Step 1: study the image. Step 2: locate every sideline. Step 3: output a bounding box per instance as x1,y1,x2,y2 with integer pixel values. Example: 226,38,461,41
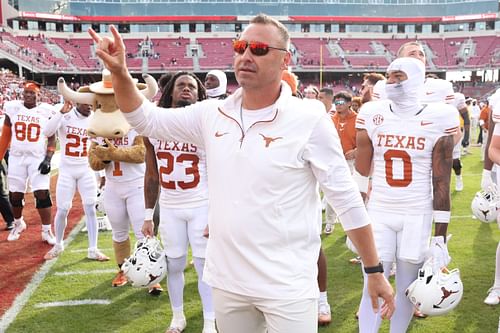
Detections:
0,216,84,332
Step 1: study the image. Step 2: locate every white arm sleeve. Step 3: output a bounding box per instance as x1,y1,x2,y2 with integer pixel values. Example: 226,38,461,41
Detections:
304,114,370,231
42,111,63,137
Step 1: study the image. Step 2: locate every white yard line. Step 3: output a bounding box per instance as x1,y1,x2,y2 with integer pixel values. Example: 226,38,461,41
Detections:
54,269,116,276
0,218,84,332
34,299,111,308
452,215,475,219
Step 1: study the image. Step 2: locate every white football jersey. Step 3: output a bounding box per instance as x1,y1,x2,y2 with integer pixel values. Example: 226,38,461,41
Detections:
356,100,459,213
47,109,91,170
421,78,455,104
490,88,500,124
95,129,145,183
150,138,208,209
4,100,56,156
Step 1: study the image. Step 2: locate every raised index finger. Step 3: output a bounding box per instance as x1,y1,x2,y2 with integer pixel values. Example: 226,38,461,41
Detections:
88,28,101,43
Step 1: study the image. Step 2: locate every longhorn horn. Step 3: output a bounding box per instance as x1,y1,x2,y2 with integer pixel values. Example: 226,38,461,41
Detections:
139,74,159,101
57,77,96,105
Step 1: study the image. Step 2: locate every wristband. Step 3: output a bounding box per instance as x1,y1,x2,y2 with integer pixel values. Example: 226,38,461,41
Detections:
433,210,451,224
144,208,154,221
364,262,384,274
483,169,492,179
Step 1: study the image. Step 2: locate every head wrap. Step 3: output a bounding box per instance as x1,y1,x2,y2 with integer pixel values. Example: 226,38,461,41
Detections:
385,57,425,115
24,81,41,92
206,70,227,98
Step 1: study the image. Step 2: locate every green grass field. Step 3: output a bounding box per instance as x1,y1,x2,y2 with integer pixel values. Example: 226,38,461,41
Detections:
5,146,500,333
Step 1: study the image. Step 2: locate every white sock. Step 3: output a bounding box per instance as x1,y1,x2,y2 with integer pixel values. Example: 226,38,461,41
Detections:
494,242,500,289
83,204,98,249
54,208,68,245
456,175,463,182
42,224,52,232
390,259,421,333
193,257,215,320
203,318,216,331
14,217,23,226
167,256,187,309
171,307,185,327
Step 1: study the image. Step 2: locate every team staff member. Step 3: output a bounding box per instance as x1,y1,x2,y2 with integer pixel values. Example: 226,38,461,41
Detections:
90,15,394,333
0,81,56,244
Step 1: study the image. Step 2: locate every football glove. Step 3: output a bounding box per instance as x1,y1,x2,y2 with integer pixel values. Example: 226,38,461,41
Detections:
428,235,451,272
481,169,495,191
38,156,51,175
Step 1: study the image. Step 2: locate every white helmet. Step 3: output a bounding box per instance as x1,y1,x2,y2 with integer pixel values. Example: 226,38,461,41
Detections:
471,186,499,223
122,237,167,288
405,260,463,316
95,187,106,214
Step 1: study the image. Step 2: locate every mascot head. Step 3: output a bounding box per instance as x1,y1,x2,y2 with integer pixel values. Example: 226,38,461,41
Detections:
57,69,158,138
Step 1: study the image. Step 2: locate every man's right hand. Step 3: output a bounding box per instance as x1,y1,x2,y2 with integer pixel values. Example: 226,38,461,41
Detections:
59,100,73,114
88,25,127,74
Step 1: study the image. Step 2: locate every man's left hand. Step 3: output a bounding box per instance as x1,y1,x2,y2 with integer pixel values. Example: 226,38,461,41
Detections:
38,157,51,175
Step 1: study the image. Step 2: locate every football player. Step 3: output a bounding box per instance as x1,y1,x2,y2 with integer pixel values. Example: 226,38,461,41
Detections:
42,100,109,261
484,88,500,305
0,81,57,244
355,57,458,332
397,41,470,192
142,72,216,333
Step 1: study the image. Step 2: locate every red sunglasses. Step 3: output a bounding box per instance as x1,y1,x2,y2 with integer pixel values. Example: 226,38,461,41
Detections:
232,40,288,56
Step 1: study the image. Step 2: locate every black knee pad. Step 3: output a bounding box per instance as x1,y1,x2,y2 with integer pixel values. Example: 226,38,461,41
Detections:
452,158,462,173
9,192,24,207
34,190,52,208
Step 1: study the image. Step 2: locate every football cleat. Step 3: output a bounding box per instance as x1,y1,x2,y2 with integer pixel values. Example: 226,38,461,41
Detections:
87,248,110,261
7,219,27,241
44,244,64,260
148,283,163,296
166,315,187,333
484,287,500,305
41,229,56,245
112,270,128,287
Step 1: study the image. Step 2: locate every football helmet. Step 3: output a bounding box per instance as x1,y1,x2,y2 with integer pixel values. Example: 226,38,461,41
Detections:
95,188,106,214
121,237,167,288
406,260,463,316
471,186,499,223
